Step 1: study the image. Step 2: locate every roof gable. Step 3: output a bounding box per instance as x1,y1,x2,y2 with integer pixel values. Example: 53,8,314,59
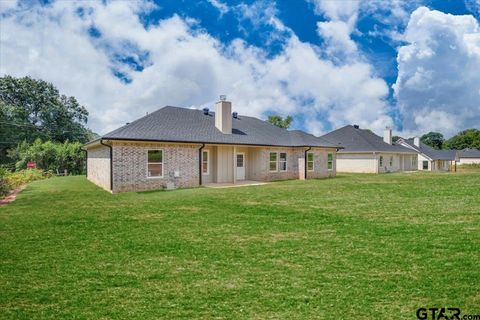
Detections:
320,125,414,153
400,139,457,160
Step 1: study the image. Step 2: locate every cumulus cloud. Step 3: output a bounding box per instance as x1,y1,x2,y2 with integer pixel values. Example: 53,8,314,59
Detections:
207,0,229,16
393,7,480,136
311,0,359,60
0,0,392,135
464,0,480,17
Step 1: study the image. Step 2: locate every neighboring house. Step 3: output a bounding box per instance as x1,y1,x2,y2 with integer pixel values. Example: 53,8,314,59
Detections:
457,148,480,165
397,137,457,171
320,125,418,173
84,98,339,193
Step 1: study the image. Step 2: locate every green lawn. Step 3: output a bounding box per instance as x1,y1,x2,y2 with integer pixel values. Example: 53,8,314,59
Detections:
1,173,479,319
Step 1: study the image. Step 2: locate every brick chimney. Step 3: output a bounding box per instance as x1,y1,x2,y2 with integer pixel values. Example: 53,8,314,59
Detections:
384,126,392,144
215,95,232,134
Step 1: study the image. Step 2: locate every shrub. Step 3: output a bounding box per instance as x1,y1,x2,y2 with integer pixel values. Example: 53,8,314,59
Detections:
0,167,10,197
0,169,51,198
9,139,85,174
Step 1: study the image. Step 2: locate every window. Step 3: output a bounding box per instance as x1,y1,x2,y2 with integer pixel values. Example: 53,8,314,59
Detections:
202,150,209,175
327,153,333,171
389,156,393,167
423,161,429,170
307,153,314,171
147,150,163,178
279,152,287,171
411,156,416,167
379,156,384,167
269,152,277,172
236,154,244,167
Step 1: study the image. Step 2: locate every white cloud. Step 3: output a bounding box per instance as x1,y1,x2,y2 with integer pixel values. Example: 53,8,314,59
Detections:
464,0,480,17
207,0,229,16
393,7,480,136
0,0,392,135
310,0,359,22
311,0,359,60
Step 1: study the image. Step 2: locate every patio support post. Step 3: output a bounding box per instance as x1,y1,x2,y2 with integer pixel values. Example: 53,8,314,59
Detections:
233,146,237,184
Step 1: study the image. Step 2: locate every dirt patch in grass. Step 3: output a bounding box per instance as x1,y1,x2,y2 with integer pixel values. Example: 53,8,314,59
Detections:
0,185,26,207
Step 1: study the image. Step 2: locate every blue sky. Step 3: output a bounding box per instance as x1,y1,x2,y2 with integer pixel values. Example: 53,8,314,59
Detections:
1,0,480,137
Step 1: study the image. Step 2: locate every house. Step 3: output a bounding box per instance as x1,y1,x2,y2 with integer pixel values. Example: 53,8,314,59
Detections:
84,98,339,193
396,137,457,171
457,148,480,165
320,125,418,173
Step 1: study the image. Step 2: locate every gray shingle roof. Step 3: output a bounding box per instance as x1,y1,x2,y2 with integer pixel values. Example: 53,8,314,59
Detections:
458,148,480,158
101,106,338,148
401,139,457,160
319,125,415,153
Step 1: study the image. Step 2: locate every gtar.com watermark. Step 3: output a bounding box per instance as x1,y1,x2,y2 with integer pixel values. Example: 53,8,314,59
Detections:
416,307,480,320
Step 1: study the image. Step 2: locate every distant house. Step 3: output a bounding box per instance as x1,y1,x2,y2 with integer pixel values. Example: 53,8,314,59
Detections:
397,138,457,171
84,98,339,193
457,148,480,165
320,125,418,173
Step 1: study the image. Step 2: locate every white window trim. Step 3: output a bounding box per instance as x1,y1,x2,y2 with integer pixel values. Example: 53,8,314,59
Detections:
202,150,209,175
327,153,333,171
146,149,164,179
279,152,287,172
307,152,314,172
379,156,384,167
269,152,278,172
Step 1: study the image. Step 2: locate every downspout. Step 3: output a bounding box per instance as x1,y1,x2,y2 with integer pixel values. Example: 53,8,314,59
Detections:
100,140,113,192
199,143,205,186
304,147,311,179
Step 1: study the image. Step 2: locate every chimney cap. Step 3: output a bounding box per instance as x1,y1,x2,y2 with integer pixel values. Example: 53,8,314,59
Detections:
219,95,227,101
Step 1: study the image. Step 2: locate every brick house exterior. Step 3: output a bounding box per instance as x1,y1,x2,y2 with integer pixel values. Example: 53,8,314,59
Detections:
85,100,339,193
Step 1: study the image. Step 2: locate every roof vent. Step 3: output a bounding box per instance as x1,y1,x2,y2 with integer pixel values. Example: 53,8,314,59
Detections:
353,124,359,129
232,112,238,119
203,108,209,115
219,95,227,101
126,122,130,125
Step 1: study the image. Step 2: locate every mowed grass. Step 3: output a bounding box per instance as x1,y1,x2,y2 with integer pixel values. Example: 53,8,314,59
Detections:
0,172,479,319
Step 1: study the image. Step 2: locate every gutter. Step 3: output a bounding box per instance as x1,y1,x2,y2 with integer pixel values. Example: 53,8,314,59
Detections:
100,140,113,192
304,147,311,179
101,137,337,149
199,143,205,186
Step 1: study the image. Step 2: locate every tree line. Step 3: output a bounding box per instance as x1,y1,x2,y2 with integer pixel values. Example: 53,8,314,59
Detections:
269,115,479,151
1,75,95,172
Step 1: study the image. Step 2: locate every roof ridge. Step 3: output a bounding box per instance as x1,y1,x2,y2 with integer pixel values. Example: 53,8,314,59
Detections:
351,126,382,150
103,106,167,137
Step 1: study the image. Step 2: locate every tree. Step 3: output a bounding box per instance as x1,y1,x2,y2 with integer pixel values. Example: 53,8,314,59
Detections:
9,139,85,174
0,75,94,164
392,136,401,143
420,132,444,150
267,115,293,129
444,129,480,150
